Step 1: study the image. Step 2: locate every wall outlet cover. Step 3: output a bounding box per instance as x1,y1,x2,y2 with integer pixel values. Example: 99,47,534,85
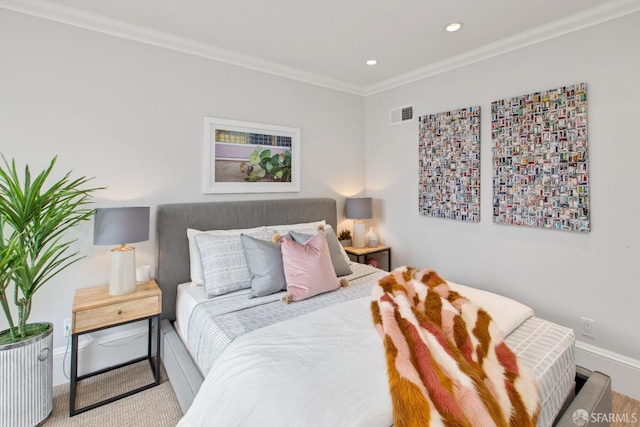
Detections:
63,318,72,338
581,317,595,338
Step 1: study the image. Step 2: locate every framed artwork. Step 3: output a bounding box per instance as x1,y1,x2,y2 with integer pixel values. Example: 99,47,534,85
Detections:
418,106,481,222
491,82,589,232
203,117,300,194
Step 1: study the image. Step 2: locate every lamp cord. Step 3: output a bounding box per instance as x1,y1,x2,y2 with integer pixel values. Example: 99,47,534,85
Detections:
62,336,70,380
86,328,148,347
62,324,153,380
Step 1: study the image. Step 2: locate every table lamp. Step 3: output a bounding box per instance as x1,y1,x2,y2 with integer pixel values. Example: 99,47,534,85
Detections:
94,207,150,295
345,197,372,248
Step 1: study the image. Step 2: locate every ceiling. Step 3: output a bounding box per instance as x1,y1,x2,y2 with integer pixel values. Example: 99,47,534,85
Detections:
5,0,638,94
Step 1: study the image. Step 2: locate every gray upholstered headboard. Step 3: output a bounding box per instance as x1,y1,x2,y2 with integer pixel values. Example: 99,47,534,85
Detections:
155,197,338,321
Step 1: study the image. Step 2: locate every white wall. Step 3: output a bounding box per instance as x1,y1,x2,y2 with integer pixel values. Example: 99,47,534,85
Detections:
0,9,365,378
2,5,639,398
365,12,640,396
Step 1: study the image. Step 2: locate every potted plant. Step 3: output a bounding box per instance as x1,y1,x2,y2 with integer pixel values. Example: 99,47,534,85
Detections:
0,155,101,426
337,229,352,247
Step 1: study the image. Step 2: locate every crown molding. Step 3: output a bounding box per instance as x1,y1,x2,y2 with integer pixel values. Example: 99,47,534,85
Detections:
363,0,640,96
0,0,364,96
2,0,639,98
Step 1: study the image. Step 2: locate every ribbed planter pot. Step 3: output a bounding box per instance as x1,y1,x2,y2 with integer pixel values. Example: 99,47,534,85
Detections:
0,323,53,427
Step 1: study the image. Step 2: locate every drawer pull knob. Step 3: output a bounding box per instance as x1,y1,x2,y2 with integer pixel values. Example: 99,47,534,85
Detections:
117,310,122,315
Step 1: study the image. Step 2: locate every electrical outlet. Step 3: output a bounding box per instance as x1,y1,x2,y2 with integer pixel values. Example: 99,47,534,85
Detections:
581,317,595,338
63,318,72,338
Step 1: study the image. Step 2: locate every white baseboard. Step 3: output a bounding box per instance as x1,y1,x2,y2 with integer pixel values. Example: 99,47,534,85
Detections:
52,321,151,387
576,340,640,401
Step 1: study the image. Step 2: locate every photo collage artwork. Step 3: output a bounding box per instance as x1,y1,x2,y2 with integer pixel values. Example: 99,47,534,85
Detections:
492,83,590,232
418,107,481,222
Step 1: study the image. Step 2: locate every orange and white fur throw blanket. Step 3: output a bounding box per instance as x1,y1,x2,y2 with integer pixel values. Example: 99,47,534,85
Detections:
371,267,540,427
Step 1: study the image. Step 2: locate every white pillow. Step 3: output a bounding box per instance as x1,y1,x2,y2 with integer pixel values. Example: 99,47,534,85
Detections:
187,226,269,286
267,220,326,236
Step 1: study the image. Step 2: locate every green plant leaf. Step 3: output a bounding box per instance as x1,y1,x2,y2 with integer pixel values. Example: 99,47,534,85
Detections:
260,149,271,159
283,151,292,168
249,148,261,165
0,154,103,342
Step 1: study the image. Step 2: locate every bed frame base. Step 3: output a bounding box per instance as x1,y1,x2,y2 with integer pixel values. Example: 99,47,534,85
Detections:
160,319,202,413
554,366,612,427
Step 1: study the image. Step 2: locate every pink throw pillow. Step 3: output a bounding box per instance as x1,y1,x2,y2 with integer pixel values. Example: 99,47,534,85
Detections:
281,231,339,301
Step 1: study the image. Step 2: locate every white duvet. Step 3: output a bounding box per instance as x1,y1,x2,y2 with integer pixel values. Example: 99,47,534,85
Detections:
177,282,534,427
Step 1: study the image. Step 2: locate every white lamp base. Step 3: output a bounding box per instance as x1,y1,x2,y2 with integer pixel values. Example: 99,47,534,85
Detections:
353,221,366,248
110,246,137,296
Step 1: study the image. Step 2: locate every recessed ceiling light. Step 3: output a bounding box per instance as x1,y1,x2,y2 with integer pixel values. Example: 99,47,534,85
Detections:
366,59,378,66
445,22,463,32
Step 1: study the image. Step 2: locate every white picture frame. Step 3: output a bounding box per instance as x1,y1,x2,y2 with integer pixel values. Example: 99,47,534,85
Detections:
203,117,300,194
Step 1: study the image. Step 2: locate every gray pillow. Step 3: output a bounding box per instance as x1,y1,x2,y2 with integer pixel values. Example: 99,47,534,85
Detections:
289,228,353,277
240,234,287,298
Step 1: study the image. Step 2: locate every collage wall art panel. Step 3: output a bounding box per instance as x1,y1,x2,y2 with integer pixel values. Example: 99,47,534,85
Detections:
419,106,481,222
491,82,589,232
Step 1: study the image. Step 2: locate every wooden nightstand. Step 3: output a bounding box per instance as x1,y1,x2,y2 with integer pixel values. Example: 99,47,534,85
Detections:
69,280,162,416
344,245,392,272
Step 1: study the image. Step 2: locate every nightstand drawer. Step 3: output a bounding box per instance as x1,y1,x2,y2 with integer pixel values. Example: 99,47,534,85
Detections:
73,295,159,333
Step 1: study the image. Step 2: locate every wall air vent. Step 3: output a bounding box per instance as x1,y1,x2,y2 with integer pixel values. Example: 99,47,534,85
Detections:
389,104,414,125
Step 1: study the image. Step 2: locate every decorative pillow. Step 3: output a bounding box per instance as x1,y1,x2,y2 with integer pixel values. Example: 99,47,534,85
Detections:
194,229,271,297
280,231,340,302
240,234,287,298
321,224,352,268
289,226,352,277
268,220,326,236
187,226,268,286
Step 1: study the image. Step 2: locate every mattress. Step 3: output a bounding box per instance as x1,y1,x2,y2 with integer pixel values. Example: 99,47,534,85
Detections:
175,282,203,344
176,265,575,426
505,316,576,427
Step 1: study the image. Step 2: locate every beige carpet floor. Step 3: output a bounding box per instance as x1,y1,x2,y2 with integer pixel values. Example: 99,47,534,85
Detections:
43,361,182,426
43,362,639,426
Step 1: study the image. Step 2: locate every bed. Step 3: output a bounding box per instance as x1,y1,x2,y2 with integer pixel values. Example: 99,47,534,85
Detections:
155,197,611,426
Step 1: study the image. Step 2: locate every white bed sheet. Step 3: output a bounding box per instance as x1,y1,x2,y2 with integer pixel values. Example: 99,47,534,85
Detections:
174,278,534,357
175,282,204,344
176,275,568,427
178,296,393,427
